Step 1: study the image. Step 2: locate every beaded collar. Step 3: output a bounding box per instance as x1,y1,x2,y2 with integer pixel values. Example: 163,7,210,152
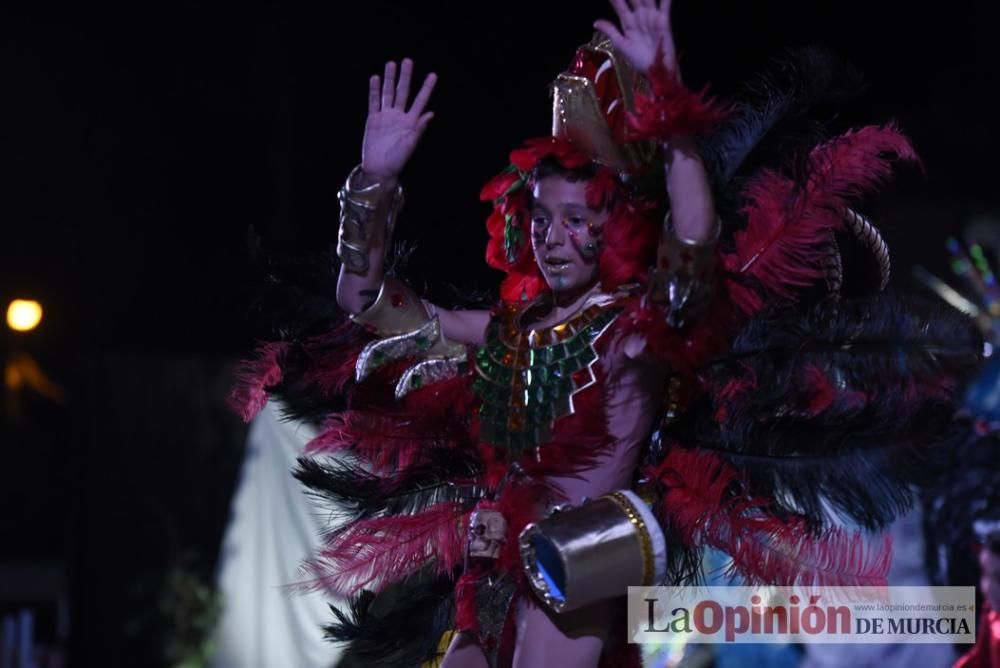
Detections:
473,292,625,457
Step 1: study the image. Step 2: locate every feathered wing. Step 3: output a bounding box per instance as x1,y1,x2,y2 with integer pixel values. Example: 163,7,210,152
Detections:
693,293,981,527
644,51,977,586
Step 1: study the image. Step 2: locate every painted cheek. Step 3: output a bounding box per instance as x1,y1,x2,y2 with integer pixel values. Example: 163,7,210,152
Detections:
579,239,600,260
561,219,602,260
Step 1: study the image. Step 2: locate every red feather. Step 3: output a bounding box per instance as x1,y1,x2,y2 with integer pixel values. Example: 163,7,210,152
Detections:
655,447,892,586
498,269,547,304
299,502,468,597
519,381,615,480
495,478,561,575
622,290,735,374
227,341,291,422
296,323,369,395
804,364,838,415
597,202,658,290
720,520,893,587
454,571,481,633
306,369,476,476
725,125,919,314
307,408,467,472
627,59,728,141
480,170,521,202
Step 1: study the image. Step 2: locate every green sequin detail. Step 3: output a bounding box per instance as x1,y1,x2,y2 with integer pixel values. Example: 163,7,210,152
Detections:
471,303,623,457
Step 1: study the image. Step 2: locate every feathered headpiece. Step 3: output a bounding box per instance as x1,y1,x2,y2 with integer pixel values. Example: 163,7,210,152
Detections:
481,33,726,303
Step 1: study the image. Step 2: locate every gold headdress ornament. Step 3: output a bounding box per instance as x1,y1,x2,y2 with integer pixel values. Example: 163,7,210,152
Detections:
550,33,656,174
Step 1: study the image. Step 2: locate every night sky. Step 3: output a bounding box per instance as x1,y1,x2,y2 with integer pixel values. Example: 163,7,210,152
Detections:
2,1,997,358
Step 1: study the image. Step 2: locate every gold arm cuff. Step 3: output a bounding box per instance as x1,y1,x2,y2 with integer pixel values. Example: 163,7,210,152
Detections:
351,277,466,386
647,212,720,327
350,277,429,337
336,165,404,275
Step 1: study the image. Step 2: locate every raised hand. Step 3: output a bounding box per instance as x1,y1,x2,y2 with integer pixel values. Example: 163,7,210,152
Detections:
593,0,677,77
361,58,436,184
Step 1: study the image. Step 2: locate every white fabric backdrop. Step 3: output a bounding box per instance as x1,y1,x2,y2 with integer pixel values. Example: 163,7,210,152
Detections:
210,401,344,668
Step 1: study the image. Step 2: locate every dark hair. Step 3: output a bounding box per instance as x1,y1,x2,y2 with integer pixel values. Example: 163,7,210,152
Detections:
531,156,601,185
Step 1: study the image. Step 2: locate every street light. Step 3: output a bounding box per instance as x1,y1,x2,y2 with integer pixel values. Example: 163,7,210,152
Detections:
6,300,43,332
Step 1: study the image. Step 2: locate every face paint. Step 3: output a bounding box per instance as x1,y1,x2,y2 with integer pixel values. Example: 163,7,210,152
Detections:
529,176,610,297
560,218,603,260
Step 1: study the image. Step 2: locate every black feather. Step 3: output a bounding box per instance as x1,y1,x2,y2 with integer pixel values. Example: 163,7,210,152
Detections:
326,567,455,668
675,292,982,529
700,46,866,191
295,448,485,524
265,324,370,425
716,293,981,431
715,431,954,530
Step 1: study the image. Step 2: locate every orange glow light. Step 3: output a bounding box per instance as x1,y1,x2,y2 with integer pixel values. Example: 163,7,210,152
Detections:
6,300,43,332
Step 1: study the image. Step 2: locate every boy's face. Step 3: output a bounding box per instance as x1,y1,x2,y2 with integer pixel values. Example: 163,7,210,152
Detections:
529,175,608,296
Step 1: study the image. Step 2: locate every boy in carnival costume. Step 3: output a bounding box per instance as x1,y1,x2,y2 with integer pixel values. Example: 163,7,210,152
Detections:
231,1,983,666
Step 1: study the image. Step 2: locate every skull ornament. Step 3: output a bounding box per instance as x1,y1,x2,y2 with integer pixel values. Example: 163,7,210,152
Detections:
468,508,507,560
